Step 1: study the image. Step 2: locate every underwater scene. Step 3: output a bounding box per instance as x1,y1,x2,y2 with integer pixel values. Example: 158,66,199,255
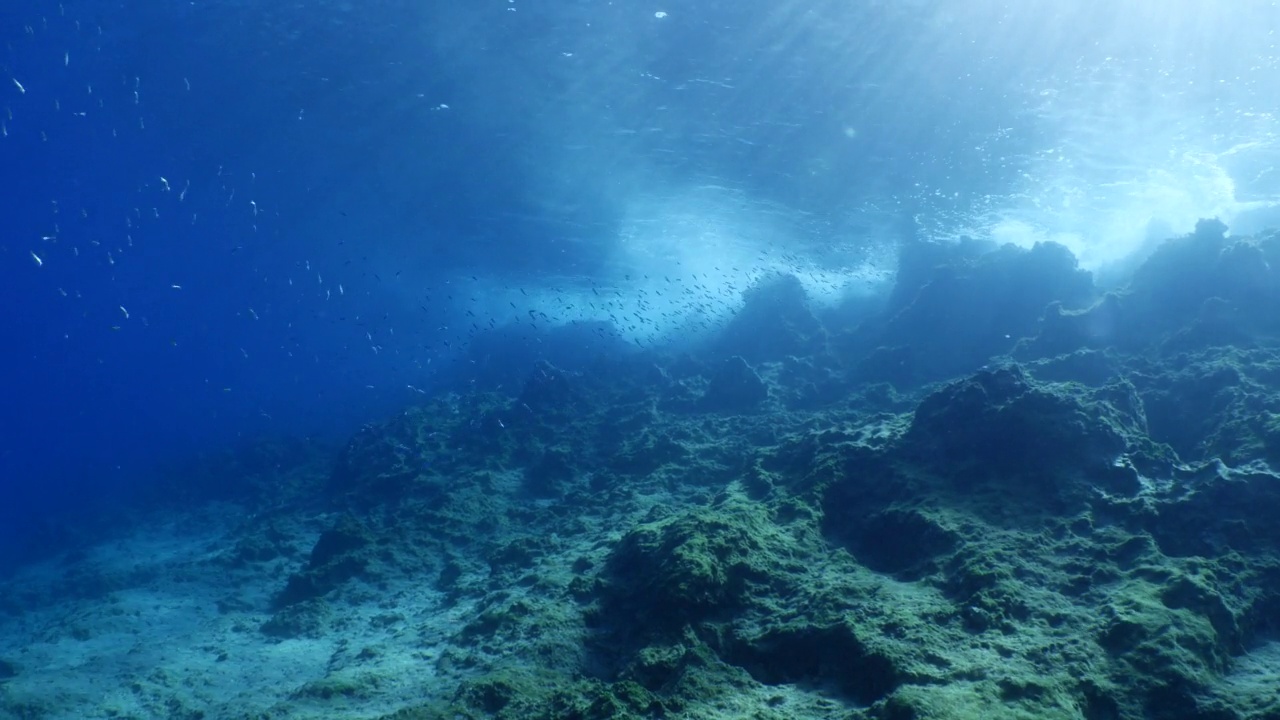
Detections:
4,1,1280,718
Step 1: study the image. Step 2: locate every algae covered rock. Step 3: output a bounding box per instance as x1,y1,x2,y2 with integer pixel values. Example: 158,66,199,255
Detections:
602,503,800,632
901,364,1141,497
261,598,331,639
275,515,376,607
605,510,757,627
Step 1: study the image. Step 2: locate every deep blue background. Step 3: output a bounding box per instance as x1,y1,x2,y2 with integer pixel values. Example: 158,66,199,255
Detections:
0,2,958,528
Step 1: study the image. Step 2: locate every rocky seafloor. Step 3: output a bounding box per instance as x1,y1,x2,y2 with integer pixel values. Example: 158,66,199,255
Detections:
2,219,1280,719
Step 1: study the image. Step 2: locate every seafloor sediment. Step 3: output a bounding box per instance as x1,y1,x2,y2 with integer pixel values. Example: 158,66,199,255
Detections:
2,219,1280,719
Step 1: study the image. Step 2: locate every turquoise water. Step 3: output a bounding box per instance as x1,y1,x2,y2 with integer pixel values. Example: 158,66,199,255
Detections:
4,4,1280,718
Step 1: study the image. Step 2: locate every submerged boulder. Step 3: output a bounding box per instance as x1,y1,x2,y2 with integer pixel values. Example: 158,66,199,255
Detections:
901,365,1144,499
714,273,826,364
274,515,376,608
857,239,1095,387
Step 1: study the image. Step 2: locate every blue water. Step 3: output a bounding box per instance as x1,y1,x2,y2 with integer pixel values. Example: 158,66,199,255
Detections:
3,1,1280,553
